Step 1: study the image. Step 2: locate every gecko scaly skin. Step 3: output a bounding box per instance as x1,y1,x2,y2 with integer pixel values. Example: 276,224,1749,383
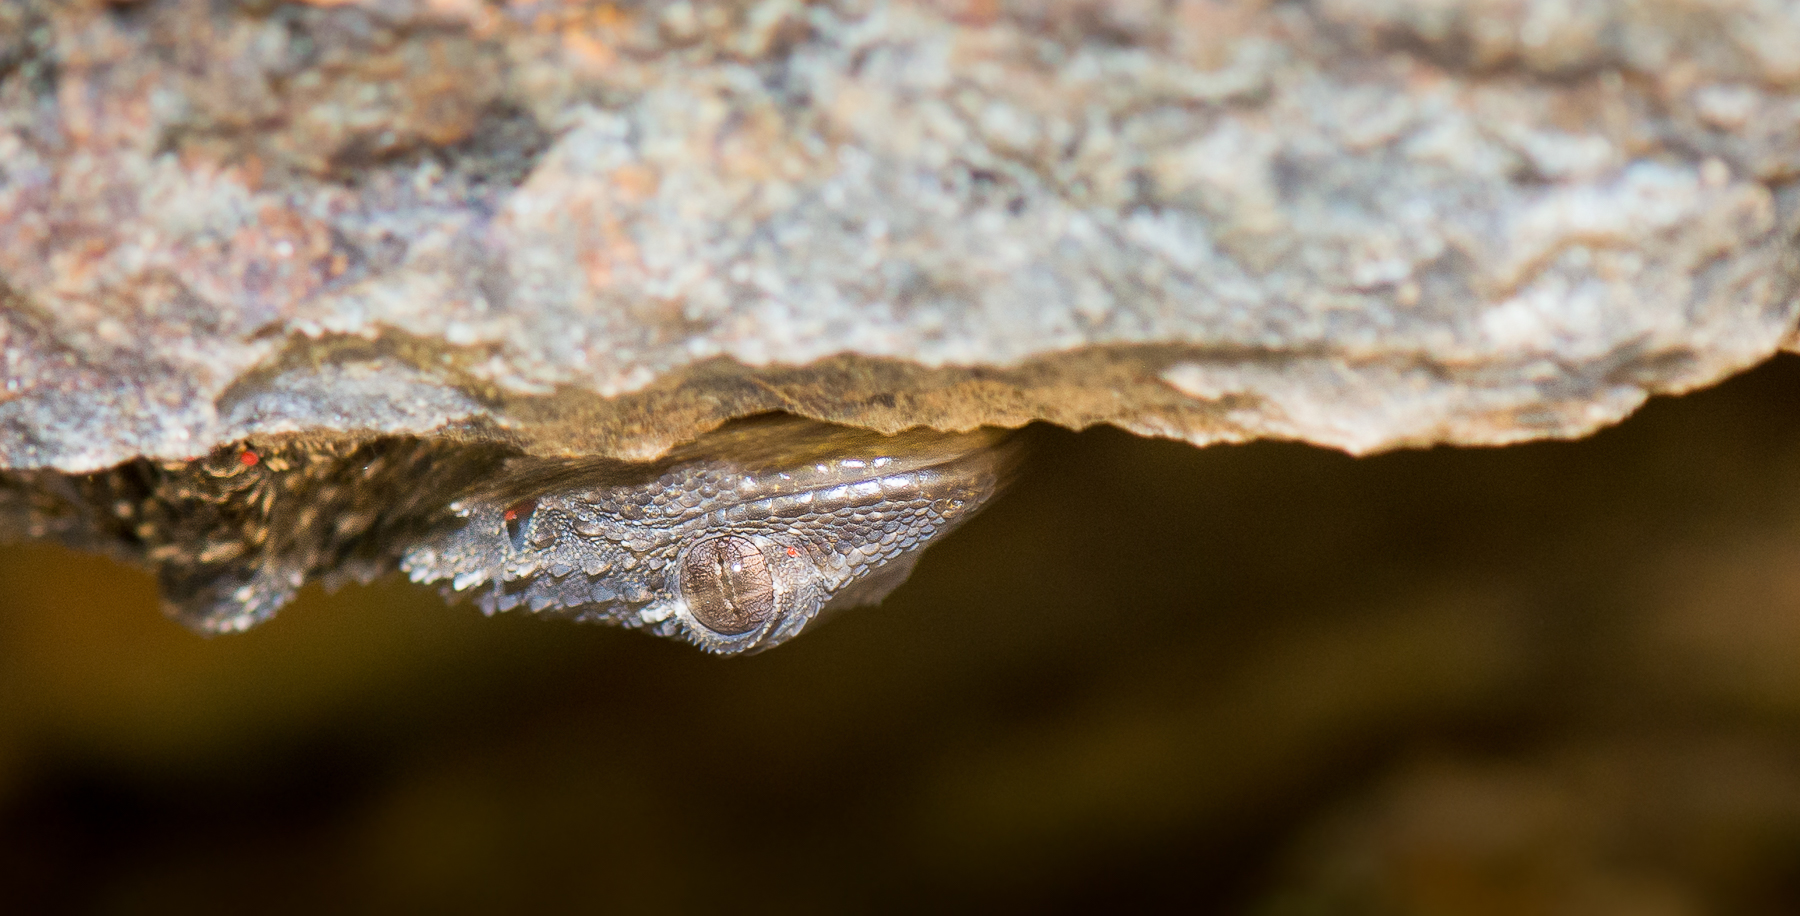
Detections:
402,418,1016,654
0,417,1017,654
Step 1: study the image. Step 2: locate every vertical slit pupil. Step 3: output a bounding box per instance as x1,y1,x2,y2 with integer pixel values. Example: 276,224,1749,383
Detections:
681,535,776,635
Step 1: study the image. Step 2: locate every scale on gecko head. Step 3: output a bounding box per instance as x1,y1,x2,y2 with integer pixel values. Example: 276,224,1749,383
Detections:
399,416,1021,655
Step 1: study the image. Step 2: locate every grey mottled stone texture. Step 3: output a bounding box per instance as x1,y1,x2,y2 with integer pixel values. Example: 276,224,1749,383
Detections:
2,0,1798,469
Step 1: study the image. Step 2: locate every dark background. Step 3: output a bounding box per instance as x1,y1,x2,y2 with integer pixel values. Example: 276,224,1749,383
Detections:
6,357,1800,913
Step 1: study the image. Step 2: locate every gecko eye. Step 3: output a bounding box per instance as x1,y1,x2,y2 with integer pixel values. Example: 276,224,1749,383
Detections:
503,498,537,550
680,535,777,635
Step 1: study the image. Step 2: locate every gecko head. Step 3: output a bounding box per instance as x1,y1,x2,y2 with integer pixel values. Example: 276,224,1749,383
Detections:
403,417,1023,655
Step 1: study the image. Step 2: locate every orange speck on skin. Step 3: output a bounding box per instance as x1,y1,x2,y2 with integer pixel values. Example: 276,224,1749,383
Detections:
786,547,799,557
239,450,259,466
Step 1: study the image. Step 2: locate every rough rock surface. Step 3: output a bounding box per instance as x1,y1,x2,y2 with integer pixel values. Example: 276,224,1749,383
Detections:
3,0,1799,471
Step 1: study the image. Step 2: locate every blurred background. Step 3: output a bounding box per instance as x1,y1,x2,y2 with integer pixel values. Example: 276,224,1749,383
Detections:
6,356,1800,913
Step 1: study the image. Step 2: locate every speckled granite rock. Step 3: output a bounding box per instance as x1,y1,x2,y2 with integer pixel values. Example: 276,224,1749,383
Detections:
2,0,1798,470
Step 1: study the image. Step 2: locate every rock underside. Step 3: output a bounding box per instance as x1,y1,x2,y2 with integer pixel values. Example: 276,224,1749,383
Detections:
3,0,1800,470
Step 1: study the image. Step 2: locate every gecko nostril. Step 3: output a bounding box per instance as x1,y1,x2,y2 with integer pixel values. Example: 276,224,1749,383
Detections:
680,535,777,635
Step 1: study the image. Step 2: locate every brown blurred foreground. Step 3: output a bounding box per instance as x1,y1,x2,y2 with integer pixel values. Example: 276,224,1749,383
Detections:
6,358,1800,913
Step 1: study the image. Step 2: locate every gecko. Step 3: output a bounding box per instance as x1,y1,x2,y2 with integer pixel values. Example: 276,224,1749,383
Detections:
0,416,1017,654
